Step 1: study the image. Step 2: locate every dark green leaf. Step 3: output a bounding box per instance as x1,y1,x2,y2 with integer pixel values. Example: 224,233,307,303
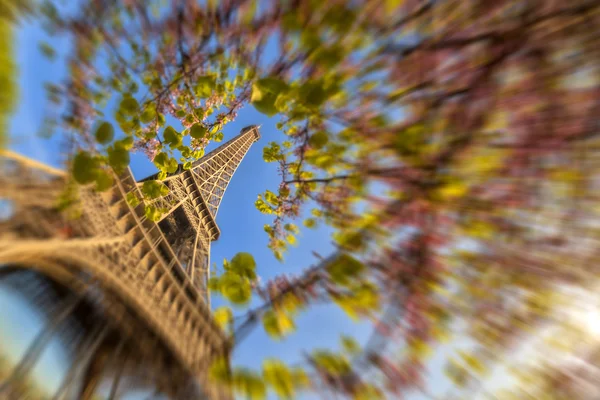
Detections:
94,169,114,192
107,145,130,174
190,123,207,139
72,151,99,184
326,254,365,286
308,131,328,149
94,121,114,144
119,96,139,115
140,108,155,124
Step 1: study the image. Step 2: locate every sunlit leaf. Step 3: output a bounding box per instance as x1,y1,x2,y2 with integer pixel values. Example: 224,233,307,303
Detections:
219,272,252,305
214,306,233,330
232,369,266,400
163,126,182,147
251,77,289,116
262,309,295,339
263,359,295,398
142,180,169,199
227,252,257,280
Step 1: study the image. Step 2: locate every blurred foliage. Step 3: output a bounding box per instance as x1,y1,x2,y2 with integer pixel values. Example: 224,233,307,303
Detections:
28,0,600,398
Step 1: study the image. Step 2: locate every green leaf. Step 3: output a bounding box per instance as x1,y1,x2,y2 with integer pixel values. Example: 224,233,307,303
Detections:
263,142,283,163
209,357,231,383
232,369,266,400
142,180,169,199
119,95,139,115
157,113,166,127
255,196,274,214
195,75,217,98
208,276,221,292
283,223,299,234
340,335,361,355
262,310,295,339
94,169,114,192
190,123,207,139
297,79,340,108
107,145,130,174
308,131,328,149
326,254,365,286
262,359,295,399
264,190,279,206
333,282,380,320
183,161,192,170
166,157,178,173
140,107,156,124
163,126,182,147
153,152,169,171
393,124,425,157
227,252,257,280
94,121,114,144
39,42,56,60
312,44,345,68
251,77,289,117
144,205,162,222
126,192,140,207
256,77,289,95
334,231,366,252
303,218,317,229
219,272,252,305
72,151,99,184
355,384,384,400
115,136,134,150
311,351,351,375
214,131,224,142
213,306,233,330
193,149,205,159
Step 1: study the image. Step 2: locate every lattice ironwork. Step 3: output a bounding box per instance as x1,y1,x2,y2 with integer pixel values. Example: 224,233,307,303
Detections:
0,125,260,399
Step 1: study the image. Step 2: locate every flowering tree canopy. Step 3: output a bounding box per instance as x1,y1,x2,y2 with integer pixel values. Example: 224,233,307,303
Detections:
28,0,600,398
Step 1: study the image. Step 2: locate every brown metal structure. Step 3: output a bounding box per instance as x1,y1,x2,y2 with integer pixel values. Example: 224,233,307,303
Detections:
0,125,260,399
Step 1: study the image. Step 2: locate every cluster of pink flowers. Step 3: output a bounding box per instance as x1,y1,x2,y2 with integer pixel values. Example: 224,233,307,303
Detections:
132,138,161,161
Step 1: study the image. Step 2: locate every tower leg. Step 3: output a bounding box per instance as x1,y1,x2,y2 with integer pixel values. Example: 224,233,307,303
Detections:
75,325,112,400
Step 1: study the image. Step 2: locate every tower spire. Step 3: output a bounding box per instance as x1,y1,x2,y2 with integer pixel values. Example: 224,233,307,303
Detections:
138,125,260,294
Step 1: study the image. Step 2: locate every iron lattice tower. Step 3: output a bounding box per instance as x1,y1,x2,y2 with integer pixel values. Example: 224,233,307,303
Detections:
0,125,260,399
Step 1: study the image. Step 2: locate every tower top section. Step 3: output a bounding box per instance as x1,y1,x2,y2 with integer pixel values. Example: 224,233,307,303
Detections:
240,125,261,142
138,125,261,241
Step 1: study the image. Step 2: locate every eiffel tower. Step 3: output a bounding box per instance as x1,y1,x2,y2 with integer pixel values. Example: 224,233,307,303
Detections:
0,125,260,399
